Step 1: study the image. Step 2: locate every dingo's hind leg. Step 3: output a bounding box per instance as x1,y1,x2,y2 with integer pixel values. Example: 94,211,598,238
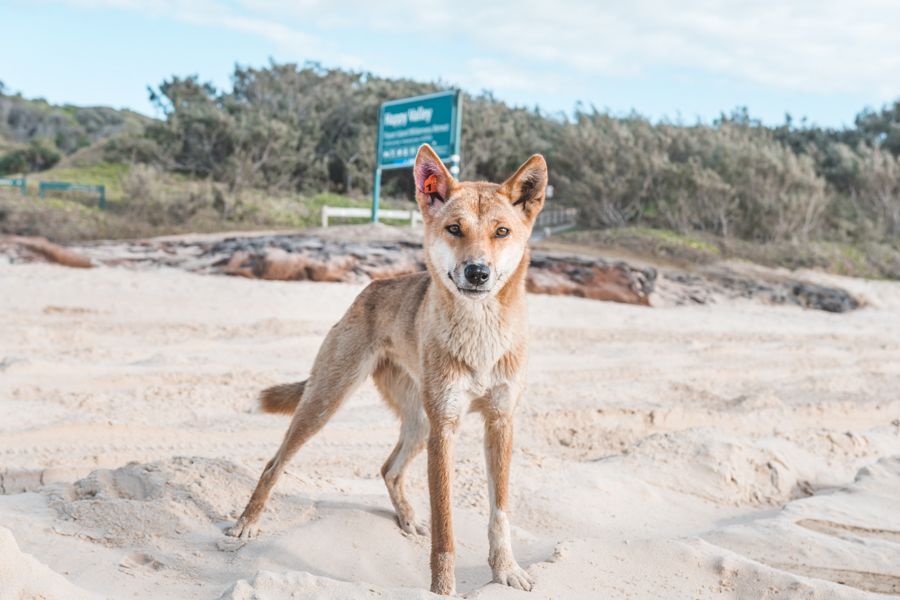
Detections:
227,319,377,539
374,361,429,536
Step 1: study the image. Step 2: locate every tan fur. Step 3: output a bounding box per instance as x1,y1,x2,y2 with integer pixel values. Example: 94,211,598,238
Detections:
226,144,548,595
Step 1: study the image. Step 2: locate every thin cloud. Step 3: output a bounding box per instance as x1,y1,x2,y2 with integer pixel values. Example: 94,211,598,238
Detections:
38,0,900,101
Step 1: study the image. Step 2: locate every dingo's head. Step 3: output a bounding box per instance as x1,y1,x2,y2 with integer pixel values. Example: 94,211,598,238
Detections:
414,144,547,301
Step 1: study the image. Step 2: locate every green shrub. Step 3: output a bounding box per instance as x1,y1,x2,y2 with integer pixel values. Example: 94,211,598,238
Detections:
0,140,61,175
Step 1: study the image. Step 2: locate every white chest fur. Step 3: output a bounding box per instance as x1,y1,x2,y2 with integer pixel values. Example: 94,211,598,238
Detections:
439,299,511,370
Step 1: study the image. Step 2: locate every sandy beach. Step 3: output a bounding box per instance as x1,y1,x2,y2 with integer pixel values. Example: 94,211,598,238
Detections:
1,257,899,599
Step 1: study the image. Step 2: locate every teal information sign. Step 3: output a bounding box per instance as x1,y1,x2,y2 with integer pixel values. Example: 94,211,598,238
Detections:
377,90,461,169
372,90,462,221
0,177,27,195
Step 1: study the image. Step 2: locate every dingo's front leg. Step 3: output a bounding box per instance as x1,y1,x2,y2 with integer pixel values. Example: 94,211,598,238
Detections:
484,407,533,591
424,373,467,596
427,416,460,595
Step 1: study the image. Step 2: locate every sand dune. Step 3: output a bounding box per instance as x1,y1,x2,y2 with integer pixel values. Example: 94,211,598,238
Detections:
1,259,898,599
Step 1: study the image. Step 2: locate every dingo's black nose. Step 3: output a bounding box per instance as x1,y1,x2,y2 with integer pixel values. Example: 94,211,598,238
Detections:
464,263,491,286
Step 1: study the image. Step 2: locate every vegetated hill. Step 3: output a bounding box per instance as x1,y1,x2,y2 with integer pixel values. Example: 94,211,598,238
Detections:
98,62,900,249
1,66,898,279
0,83,151,171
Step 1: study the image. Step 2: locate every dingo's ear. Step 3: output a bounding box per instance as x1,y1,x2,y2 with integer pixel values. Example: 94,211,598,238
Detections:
500,155,548,223
414,144,454,218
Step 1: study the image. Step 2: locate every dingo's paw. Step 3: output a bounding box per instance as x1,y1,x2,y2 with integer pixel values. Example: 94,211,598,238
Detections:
398,516,430,537
225,518,260,539
493,564,534,591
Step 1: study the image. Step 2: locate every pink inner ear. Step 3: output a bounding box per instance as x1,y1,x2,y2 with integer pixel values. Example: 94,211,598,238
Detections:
414,160,448,200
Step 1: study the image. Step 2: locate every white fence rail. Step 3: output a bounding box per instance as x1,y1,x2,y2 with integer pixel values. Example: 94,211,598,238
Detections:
321,206,423,227
533,206,578,239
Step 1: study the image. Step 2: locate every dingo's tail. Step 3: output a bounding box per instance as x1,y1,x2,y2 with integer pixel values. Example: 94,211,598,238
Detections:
259,381,306,415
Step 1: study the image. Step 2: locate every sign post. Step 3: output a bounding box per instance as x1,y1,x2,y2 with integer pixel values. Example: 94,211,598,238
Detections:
372,90,462,222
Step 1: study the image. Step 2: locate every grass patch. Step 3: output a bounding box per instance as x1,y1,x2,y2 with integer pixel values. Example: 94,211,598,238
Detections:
557,227,722,264
554,226,900,280
223,190,408,230
719,238,900,280
27,162,130,203
0,168,412,243
0,191,113,241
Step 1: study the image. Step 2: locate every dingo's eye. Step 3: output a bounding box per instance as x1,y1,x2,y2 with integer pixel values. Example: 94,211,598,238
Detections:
446,224,462,237
496,227,510,238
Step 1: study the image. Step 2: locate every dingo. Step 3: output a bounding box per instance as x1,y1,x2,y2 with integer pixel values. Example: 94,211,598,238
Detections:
227,144,548,595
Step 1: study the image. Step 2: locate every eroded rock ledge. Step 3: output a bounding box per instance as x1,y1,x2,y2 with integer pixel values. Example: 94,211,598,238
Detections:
210,235,656,306
0,227,861,312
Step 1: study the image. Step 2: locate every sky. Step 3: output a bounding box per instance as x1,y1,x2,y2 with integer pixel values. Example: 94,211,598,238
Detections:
2,0,899,128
